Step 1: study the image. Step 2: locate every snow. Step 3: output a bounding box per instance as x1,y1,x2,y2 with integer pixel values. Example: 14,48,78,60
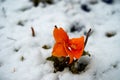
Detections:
0,0,120,80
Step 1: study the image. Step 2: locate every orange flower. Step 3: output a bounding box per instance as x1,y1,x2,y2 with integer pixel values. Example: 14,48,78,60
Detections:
52,26,84,64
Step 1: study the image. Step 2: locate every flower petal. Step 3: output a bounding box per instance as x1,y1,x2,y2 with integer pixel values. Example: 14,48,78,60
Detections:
53,27,69,42
69,54,74,64
69,36,84,59
52,42,67,57
63,43,74,64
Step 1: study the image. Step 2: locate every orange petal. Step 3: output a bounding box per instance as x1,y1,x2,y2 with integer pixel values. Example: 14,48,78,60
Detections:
65,49,74,64
52,42,67,57
69,36,84,59
53,27,69,42
69,54,74,64
63,43,74,64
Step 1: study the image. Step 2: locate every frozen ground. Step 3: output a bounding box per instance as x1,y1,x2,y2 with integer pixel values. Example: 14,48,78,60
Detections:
0,0,120,80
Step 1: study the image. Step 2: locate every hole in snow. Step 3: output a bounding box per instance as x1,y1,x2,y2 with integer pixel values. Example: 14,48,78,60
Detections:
0,62,3,67
70,22,85,33
105,31,116,38
14,49,19,52
42,45,51,49
14,48,20,52
20,56,25,61
18,6,32,12
111,61,119,69
89,0,98,5
0,26,5,30
81,4,91,12
0,0,5,3
102,0,114,4
17,20,27,26
30,0,54,7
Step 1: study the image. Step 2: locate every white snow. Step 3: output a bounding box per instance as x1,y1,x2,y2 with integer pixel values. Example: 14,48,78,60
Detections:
0,0,120,80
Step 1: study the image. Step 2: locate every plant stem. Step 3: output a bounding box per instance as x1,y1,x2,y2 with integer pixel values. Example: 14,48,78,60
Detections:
55,25,57,28
31,27,35,37
84,28,91,48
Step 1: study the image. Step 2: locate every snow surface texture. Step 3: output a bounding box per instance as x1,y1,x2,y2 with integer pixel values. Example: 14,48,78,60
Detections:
0,0,120,80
